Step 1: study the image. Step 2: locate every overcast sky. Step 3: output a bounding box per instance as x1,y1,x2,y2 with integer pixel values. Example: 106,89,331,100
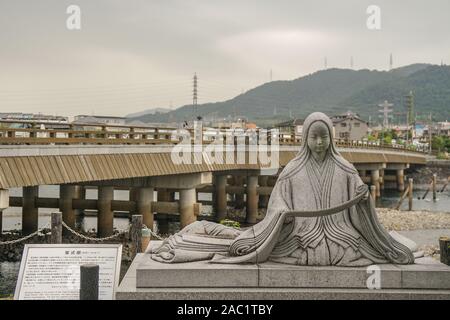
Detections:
0,0,449,117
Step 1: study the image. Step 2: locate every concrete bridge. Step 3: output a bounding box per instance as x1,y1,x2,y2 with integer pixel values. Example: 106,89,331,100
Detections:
0,121,427,237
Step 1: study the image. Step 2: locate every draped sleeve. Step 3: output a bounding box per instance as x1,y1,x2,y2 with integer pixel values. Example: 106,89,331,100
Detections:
347,172,414,264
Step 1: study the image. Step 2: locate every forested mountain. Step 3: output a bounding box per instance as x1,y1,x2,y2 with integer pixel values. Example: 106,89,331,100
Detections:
129,64,450,126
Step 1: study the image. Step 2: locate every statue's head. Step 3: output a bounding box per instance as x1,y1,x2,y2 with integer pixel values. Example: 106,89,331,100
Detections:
278,112,357,181
302,112,334,161
307,121,331,157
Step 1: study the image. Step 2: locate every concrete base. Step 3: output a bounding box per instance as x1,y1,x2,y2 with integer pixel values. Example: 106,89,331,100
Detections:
116,242,450,300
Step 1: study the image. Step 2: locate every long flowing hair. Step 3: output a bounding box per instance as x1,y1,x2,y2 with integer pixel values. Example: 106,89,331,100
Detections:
278,112,357,181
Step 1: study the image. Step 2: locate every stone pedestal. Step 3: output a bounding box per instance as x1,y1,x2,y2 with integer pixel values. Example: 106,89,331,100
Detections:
117,248,450,300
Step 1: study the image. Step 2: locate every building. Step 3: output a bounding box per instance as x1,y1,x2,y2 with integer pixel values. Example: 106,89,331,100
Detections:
73,115,126,126
0,112,68,123
274,118,304,139
423,121,450,138
331,111,368,141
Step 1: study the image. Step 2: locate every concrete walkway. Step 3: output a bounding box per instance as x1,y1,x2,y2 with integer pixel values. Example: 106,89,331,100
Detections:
398,229,450,247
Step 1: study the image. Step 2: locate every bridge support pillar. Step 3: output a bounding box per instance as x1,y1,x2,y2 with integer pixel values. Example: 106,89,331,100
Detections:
179,188,196,228
129,187,139,213
371,170,381,198
213,175,227,222
97,186,114,237
59,184,82,236
0,189,9,235
138,187,154,230
157,189,170,234
246,175,259,224
380,170,385,190
397,169,405,192
258,176,269,209
22,186,39,235
234,176,245,209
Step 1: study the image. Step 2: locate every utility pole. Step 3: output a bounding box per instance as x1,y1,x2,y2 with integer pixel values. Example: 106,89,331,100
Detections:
193,73,198,119
404,91,414,144
429,112,432,154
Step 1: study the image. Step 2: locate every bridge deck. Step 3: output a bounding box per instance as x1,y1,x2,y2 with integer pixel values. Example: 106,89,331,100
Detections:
0,145,426,189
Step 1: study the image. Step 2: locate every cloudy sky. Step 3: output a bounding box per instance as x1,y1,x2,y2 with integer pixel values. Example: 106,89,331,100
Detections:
0,0,449,117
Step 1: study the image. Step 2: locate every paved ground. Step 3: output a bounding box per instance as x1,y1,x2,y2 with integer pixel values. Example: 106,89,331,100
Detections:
398,229,450,247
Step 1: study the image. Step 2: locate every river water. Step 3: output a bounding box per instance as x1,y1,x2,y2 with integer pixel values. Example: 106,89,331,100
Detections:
1,185,449,297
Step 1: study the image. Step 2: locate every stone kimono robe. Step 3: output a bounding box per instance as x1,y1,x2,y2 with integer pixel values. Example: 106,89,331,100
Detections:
151,112,414,266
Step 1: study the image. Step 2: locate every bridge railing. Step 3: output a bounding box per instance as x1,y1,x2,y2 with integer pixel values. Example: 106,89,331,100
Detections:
0,119,426,154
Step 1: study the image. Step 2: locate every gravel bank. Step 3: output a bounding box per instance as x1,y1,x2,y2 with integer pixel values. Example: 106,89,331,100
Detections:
376,208,450,231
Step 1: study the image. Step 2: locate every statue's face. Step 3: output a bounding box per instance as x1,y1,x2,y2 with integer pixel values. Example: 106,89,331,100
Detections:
307,121,330,156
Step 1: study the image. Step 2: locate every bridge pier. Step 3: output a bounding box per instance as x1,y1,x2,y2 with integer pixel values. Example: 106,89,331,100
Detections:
22,186,39,235
179,188,197,228
137,187,154,230
246,175,259,224
385,163,409,192
371,170,381,198
150,173,211,230
379,170,385,191
213,174,227,222
234,176,245,209
129,187,139,213
258,176,269,209
59,184,82,235
97,186,114,237
156,189,170,234
0,189,8,234
354,164,386,199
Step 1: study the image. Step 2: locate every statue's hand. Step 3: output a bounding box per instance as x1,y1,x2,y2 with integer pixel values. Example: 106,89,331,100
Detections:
363,191,369,201
283,210,294,224
284,216,294,224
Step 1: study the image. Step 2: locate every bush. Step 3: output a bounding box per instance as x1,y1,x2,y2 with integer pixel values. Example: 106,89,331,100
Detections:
219,219,240,228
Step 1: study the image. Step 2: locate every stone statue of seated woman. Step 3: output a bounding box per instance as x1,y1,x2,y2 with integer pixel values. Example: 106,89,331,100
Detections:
150,112,415,266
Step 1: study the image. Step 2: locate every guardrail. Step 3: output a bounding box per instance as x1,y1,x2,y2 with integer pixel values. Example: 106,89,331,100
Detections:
0,119,427,153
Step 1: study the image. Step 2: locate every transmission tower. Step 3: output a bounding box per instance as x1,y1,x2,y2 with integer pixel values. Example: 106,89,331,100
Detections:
378,100,394,129
193,73,198,119
404,91,415,143
350,56,354,69
324,57,328,69
389,53,393,71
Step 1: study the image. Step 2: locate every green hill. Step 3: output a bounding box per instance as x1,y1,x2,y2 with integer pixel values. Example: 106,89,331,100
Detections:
130,64,450,126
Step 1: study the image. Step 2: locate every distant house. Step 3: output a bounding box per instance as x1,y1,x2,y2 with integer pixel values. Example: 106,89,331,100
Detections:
274,118,304,137
423,120,450,138
331,111,368,141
